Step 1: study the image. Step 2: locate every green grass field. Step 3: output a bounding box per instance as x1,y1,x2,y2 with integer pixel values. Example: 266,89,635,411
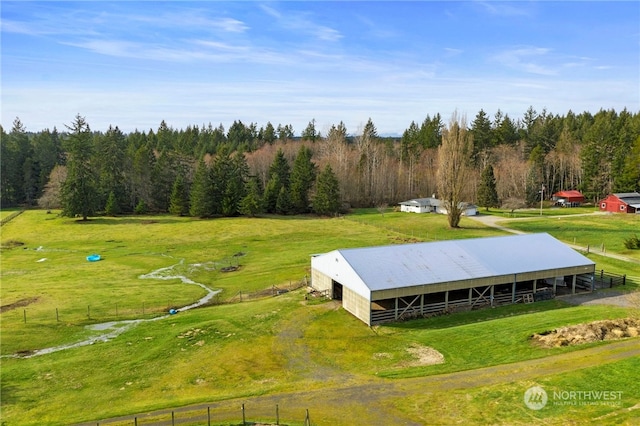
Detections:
1,209,639,425
501,213,640,263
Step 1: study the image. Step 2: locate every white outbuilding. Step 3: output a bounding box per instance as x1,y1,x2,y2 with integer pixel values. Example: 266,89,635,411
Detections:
310,233,595,325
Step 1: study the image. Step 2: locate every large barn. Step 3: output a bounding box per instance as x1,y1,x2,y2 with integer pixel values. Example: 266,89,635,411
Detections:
310,233,595,325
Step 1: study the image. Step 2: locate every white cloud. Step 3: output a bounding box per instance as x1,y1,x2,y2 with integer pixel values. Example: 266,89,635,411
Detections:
259,4,342,42
493,47,558,76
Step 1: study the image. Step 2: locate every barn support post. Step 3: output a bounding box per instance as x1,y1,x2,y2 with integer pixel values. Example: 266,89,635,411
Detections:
553,278,557,295
591,272,595,292
512,275,517,304
394,297,399,320
533,279,537,293
571,275,577,294
490,285,494,307
420,294,424,315
445,291,449,310
468,288,472,305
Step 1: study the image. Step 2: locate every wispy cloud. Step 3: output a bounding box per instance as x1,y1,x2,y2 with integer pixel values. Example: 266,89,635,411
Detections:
493,47,558,75
259,4,342,42
474,1,533,17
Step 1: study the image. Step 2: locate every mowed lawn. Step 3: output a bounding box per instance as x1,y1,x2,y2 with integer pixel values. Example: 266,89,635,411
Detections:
1,210,639,425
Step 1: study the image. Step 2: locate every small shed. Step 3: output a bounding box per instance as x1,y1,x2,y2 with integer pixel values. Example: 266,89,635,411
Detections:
552,190,585,207
599,192,640,214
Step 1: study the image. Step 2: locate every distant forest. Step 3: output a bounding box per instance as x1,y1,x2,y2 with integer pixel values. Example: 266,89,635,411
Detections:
1,107,639,218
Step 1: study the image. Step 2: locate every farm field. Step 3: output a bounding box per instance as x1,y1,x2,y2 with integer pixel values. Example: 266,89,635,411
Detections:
1,209,639,425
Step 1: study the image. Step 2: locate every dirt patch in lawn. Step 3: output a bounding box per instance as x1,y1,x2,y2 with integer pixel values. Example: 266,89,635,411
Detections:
531,318,640,348
400,343,445,367
0,297,40,313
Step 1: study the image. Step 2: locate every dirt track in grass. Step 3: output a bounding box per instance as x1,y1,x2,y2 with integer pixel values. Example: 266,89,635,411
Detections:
77,337,640,425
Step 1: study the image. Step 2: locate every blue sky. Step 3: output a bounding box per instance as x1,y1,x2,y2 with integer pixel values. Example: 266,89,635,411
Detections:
2,1,639,136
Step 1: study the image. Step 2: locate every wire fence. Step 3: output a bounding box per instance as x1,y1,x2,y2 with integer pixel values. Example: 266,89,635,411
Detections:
3,277,309,326
76,403,314,426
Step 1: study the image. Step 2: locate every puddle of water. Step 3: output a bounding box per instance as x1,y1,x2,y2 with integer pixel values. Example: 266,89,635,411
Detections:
6,259,221,359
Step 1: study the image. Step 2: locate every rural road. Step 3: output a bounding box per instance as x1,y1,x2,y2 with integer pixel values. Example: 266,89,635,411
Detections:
78,338,640,425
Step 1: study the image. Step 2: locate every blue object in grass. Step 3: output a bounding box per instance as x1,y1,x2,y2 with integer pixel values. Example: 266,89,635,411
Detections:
86,254,101,262
169,309,177,315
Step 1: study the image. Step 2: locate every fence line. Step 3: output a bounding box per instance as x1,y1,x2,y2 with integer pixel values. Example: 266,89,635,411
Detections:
79,403,312,426
6,277,309,326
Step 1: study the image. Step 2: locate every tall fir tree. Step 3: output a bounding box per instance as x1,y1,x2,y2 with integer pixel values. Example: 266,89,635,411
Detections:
96,126,128,213
264,149,290,213
240,176,263,217
477,164,500,210
290,145,317,214
169,172,189,216
189,159,213,217
313,164,341,216
61,115,99,220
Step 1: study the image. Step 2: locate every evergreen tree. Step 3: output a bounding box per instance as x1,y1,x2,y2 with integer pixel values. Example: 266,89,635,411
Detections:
96,126,128,213
240,177,263,217
262,122,276,145
276,185,293,215
290,145,317,213
477,164,500,210
615,136,640,192
2,118,32,206
264,149,290,213
470,109,493,165
301,119,318,142
105,190,120,216
213,148,247,216
313,164,341,216
189,159,213,217
61,115,99,220
169,173,189,216
130,143,155,212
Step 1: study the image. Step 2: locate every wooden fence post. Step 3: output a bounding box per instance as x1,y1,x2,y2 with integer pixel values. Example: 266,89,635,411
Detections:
242,403,246,425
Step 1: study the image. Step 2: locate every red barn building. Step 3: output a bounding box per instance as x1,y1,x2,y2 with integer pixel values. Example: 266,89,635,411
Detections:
552,190,585,207
599,192,640,214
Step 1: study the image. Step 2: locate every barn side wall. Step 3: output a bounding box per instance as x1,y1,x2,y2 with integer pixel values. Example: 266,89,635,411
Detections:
311,268,332,293
342,286,371,325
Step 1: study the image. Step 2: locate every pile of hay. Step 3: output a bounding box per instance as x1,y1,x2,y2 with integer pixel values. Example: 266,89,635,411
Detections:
531,318,640,348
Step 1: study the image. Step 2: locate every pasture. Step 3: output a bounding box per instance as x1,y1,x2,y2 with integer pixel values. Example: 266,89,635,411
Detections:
1,209,639,425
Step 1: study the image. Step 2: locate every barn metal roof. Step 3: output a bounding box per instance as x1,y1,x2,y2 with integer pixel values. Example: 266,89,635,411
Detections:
313,233,594,296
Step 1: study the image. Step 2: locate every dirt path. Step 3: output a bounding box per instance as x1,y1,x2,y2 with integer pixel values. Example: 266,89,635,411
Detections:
78,338,640,425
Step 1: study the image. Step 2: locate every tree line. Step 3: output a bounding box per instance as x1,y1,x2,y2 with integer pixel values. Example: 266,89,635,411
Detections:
1,107,639,221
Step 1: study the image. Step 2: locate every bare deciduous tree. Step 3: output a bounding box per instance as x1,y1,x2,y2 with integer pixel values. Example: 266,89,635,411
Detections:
38,165,67,211
437,113,473,228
